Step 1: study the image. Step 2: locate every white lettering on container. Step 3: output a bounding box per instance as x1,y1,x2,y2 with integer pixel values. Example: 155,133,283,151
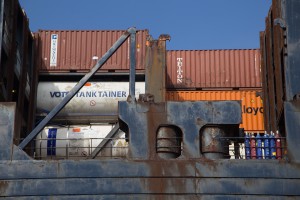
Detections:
50,34,58,67
49,90,127,98
177,58,183,84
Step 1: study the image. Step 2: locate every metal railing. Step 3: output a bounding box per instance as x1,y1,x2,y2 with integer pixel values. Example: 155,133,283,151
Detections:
223,136,287,160
23,137,129,160
17,133,287,160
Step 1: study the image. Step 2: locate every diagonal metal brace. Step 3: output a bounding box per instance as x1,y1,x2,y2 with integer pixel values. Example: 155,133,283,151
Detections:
19,27,136,149
90,123,120,159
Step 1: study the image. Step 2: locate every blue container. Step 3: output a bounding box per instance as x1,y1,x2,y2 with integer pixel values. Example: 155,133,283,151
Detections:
256,133,262,159
263,132,270,159
244,132,251,159
270,131,276,159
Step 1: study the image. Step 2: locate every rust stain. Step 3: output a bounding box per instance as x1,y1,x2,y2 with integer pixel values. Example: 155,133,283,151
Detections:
201,159,219,172
0,181,9,195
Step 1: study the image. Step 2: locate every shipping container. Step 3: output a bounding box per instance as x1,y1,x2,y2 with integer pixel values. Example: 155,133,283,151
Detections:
166,90,264,132
166,49,261,89
35,30,149,73
36,82,145,123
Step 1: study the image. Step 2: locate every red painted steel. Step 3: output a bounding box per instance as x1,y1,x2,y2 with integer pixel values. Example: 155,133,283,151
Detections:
36,30,148,72
166,49,262,89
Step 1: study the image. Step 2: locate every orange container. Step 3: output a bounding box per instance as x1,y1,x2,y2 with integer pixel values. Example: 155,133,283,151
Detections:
166,90,264,132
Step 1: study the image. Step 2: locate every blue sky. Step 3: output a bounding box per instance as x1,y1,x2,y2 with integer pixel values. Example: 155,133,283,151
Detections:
19,0,271,50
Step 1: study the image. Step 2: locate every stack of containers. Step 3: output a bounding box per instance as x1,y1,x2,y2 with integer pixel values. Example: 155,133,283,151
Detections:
35,29,149,122
166,49,264,133
34,29,149,159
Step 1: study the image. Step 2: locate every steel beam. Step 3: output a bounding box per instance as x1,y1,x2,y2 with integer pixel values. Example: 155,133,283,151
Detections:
129,28,136,99
90,123,120,159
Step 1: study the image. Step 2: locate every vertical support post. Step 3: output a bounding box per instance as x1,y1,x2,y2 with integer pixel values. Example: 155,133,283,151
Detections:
145,34,170,102
0,103,16,160
129,28,136,99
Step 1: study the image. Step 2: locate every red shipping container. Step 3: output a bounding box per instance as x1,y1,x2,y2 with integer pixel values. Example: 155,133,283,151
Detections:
35,29,149,72
167,49,261,89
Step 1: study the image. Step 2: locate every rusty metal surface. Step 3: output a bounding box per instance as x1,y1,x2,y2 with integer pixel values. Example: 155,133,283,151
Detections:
2,196,298,200
2,0,300,198
284,0,300,101
1,91,300,198
284,101,300,162
272,0,285,122
201,127,229,159
156,126,181,159
0,103,16,160
260,0,300,139
118,100,241,159
0,159,300,198
36,29,148,72
264,8,278,133
0,0,37,148
145,35,170,102
0,0,3,71
260,31,271,132
167,49,261,89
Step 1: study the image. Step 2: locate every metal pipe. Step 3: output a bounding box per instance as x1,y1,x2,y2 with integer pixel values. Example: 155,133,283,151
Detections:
90,123,120,159
19,28,136,149
129,28,136,98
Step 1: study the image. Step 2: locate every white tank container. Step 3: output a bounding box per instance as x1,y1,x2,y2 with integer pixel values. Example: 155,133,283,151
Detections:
36,82,145,117
35,125,127,159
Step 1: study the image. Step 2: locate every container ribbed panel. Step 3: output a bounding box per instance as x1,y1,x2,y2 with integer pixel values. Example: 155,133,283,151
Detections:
166,49,261,89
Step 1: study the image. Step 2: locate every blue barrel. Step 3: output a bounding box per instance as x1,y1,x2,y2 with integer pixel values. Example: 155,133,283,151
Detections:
244,132,251,159
256,133,262,159
263,131,270,159
270,131,276,159
250,133,257,159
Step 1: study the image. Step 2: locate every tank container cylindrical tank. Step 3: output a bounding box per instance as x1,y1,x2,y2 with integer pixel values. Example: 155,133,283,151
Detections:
36,82,145,119
35,124,127,159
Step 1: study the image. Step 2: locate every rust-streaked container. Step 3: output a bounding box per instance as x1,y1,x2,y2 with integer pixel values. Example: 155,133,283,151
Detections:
167,49,261,89
35,30,149,72
166,90,264,132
